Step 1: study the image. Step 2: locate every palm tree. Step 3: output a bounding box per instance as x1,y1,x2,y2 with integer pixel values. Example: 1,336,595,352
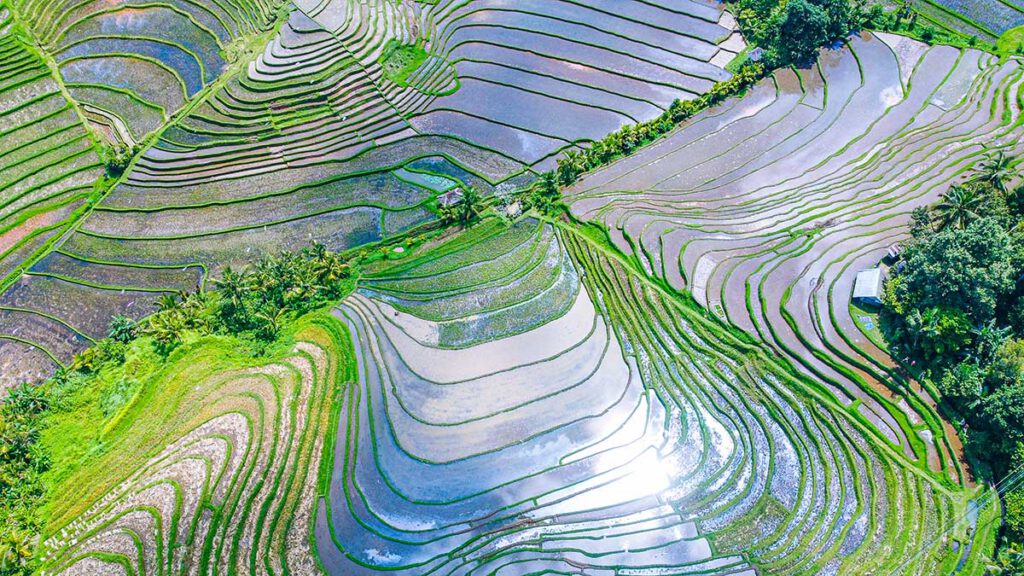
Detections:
255,306,288,338
212,267,249,309
978,151,1018,195
143,310,187,352
306,240,328,263
971,319,1011,364
317,257,350,284
558,150,584,185
458,187,481,225
935,185,984,230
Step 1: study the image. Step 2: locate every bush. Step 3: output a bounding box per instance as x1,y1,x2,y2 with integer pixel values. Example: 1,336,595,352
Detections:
939,362,984,403
108,315,137,344
102,144,137,178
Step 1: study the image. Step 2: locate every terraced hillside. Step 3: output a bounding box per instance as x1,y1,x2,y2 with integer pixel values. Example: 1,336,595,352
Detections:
313,218,989,575
0,6,104,388
37,317,348,575
8,0,285,144
0,0,745,383
568,32,1024,482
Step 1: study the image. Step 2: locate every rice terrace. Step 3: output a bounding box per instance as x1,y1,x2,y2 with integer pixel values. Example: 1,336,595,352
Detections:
4,0,1024,574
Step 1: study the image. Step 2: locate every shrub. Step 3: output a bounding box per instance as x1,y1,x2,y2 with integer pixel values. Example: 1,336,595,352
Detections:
939,362,984,403
102,144,138,178
108,315,137,344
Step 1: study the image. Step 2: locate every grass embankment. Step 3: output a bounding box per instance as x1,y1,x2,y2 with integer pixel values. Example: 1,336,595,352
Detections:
379,40,429,86
41,331,284,527
999,26,1024,55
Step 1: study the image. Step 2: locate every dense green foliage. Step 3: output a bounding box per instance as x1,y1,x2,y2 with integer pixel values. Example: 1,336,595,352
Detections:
883,152,1024,542
987,544,1024,575
101,144,139,178
145,241,355,353
731,0,865,65
0,386,50,575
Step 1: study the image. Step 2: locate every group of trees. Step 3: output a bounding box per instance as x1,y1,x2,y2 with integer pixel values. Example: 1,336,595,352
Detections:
881,151,1024,544
70,241,357,369
437,186,483,226
154,241,356,353
550,63,765,189
0,385,50,575
732,0,867,66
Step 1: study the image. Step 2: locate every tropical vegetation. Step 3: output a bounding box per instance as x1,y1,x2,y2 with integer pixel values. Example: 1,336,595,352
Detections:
883,152,1024,550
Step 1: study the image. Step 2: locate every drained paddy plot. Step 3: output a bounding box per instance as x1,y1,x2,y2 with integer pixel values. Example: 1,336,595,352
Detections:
0,6,104,389
568,31,1024,483
37,319,348,576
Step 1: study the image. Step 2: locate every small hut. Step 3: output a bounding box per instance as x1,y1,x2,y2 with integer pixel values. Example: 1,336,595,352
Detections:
853,268,885,307
437,189,463,207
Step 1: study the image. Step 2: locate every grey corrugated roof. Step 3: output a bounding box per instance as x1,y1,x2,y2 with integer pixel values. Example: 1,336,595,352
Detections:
853,268,884,300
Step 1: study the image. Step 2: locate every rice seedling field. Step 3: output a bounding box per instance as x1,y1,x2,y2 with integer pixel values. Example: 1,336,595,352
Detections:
913,0,1024,41
0,0,1011,573
567,31,1024,482
37,219,995,575
0,0,745,385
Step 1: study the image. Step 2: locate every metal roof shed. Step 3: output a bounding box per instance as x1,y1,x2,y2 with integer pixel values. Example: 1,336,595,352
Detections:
853,268,885,306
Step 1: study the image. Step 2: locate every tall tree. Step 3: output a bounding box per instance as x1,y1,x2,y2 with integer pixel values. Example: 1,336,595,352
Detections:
935,185,984,230
773,0,829,64
458,187,481,225
979,151,1018,195
890,218,1015,324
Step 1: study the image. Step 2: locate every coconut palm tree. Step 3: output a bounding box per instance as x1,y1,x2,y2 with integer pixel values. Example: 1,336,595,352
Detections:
458,186,481,225
255,306,288,338
212,267,248,309
935,185,984,230
316,257,351,284
978,151,1018,195
144,309,188,352
557,150,583,185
